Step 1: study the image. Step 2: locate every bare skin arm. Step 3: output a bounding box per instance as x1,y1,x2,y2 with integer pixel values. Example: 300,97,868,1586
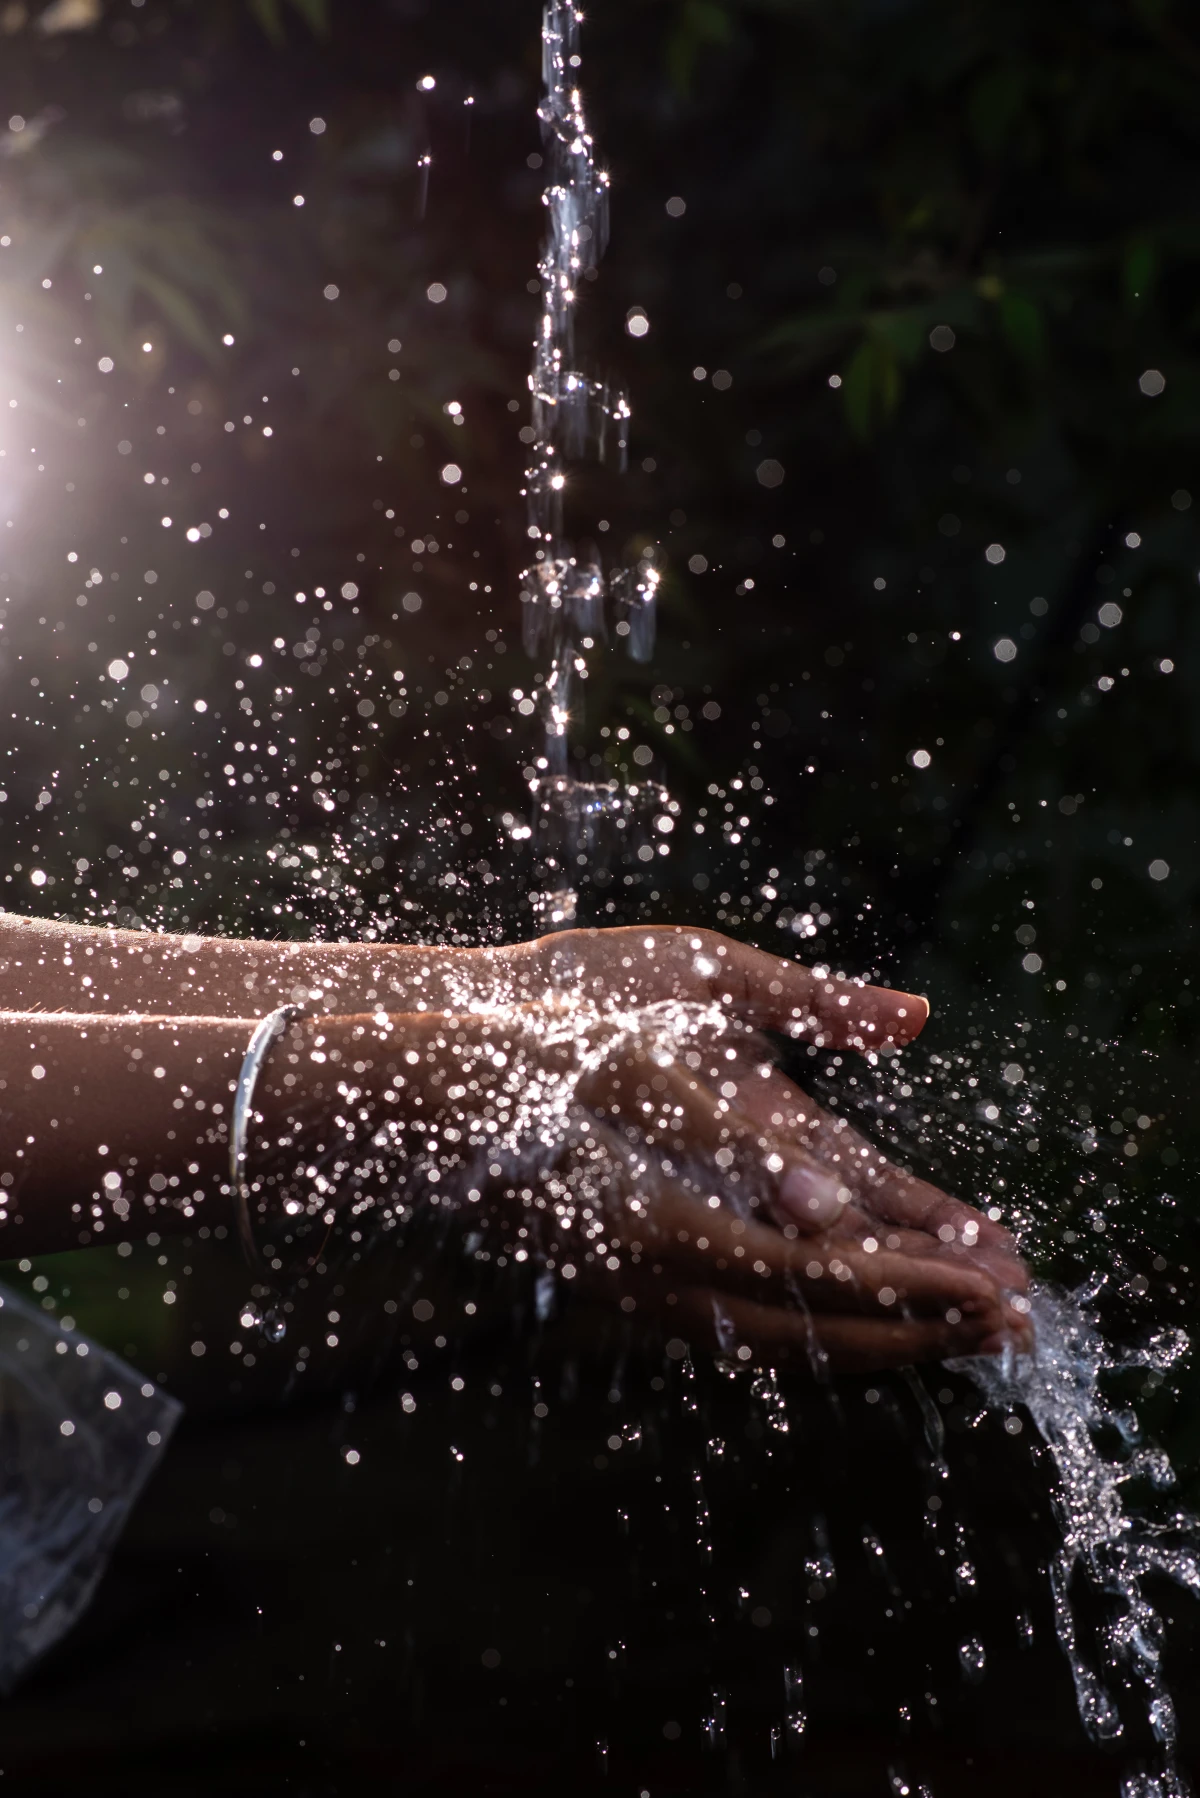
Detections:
0,1010,252,1253
0,1004,1031,1370
0,912,1028,1359
0,909,465,1018
0,913,929,1046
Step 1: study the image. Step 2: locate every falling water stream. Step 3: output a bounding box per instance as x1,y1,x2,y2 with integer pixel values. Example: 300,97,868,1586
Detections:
521,0,662,933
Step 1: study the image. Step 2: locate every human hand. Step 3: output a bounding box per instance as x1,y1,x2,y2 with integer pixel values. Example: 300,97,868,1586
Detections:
492,924,1029,1303
728,1059,1029,1295
314,999,1030,1371
502,924,930,1052
560,1023,1031,1369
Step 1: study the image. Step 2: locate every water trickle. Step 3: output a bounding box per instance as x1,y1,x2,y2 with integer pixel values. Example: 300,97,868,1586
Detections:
804,1515,837,1599
704,1684,728,1748
783,1661,805,1737
522,1,660,931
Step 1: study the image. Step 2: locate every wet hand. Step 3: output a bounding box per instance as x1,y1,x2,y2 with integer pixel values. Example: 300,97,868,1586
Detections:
560,1118,1027,1373
504,925,930,1051
727,1059,1029,1297
351,1004,1030,1372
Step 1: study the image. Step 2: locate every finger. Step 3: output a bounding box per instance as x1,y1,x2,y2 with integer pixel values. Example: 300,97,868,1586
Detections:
668,1287,1009,1371
601,1169,1022,1333
550,1110,1026,1342
731,1064,1029,1291
578,1041,854,1231
712,939,929,1050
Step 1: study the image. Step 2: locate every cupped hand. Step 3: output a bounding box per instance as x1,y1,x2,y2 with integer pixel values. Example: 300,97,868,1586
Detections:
343,994,1030,1371
553,1117,1026,1373
727,1060,1029,1295
497,924,1028,1300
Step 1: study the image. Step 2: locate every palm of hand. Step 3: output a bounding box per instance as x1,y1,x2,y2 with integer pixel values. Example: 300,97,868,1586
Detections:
406,945,1031,1371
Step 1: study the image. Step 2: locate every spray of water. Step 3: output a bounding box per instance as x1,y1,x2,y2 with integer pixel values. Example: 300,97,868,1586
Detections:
959,1285,1196,1795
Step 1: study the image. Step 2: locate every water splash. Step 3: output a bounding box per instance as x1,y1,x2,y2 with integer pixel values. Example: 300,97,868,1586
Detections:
956,1283,1197,1794
521,0,660,930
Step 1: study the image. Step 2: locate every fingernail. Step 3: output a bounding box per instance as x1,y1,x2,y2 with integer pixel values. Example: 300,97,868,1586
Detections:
778,1162,844,1227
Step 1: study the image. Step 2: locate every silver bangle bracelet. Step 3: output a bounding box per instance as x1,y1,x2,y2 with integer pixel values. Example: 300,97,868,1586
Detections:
230,1004,299,1273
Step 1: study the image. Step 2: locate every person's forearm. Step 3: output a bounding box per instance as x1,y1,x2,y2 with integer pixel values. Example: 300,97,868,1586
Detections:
0,1011,251,1255
0,1006,484,1259
0,910,501,1019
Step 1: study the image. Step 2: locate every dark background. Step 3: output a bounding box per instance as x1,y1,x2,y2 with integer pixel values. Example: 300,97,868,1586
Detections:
0,0,1196,1791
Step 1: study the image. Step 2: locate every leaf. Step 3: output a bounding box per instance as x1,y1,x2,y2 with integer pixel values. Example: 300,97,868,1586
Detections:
137,270,222,358
285,0,328,34
758,310,856,370
248,0,283,41
247,0,327,41
872,307,927,366
842,336,901,440
1124,238,1157,309
998,293,1046,364
968,67,1030,158
667,0,735,96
